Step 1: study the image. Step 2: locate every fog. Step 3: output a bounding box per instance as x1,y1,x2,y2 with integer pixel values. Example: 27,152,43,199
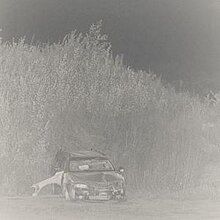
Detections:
1,1,220,219
0,0,219,93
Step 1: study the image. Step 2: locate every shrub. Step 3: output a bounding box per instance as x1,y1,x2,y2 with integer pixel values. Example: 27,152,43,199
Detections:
0,22,211,195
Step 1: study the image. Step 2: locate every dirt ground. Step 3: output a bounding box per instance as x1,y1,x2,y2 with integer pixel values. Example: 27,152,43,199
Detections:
0,194,220,220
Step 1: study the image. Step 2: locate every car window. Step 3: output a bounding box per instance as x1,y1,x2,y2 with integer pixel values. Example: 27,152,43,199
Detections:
69,159,114,172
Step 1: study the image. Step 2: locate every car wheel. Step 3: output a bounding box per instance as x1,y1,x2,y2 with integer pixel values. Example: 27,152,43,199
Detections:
64,184,76,201
117,187,126,202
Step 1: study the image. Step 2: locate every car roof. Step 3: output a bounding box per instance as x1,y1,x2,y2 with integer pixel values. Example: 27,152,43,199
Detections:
68,150,108,160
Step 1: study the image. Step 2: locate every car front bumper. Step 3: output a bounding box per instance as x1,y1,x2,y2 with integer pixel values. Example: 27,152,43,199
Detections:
75,187,125,201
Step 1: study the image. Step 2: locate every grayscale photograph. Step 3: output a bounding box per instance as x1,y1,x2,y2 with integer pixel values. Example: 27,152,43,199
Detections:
0,0,219,219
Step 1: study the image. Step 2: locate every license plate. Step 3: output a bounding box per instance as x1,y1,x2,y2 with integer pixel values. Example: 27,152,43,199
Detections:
89,193,110,200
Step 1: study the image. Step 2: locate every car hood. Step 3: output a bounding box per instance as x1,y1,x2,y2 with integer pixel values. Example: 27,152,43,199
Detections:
68,171,124,185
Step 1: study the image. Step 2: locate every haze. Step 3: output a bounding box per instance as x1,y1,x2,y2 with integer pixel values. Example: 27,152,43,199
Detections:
0,0,219,93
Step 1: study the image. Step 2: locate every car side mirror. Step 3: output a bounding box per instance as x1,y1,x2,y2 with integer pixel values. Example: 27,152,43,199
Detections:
118,167,125,174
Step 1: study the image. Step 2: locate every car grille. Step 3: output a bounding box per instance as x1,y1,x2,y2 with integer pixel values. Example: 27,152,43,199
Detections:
94,183,112,191
88,183,114,200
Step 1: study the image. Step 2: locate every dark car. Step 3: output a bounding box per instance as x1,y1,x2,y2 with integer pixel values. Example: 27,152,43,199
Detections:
32,150,126,201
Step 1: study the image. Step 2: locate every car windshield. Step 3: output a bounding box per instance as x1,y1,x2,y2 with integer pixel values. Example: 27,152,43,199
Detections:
69,158,114,172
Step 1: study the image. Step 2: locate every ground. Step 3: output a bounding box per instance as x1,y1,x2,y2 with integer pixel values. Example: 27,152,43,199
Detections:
0,194,219,220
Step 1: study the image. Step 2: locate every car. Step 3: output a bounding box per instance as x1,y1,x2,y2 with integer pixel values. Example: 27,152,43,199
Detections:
32,150,126,201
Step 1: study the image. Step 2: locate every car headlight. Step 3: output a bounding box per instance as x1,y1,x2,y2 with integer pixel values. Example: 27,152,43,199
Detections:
114,181,123,188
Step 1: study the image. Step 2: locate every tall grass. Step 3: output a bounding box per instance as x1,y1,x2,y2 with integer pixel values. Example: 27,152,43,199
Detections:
0,22,212,195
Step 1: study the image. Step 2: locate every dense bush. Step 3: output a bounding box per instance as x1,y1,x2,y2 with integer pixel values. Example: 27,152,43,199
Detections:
0,22,212,195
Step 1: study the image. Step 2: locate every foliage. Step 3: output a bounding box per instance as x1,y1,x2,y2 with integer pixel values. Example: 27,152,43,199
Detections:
0,22,212,195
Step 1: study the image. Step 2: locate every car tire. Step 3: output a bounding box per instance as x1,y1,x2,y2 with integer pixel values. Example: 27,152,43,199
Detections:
64,184,76,201
117,187,126,202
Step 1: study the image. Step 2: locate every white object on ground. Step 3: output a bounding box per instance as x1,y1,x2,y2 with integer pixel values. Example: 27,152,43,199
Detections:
32,171,64,197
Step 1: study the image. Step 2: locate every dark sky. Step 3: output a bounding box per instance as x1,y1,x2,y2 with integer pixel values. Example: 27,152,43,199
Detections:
0,0,219,93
